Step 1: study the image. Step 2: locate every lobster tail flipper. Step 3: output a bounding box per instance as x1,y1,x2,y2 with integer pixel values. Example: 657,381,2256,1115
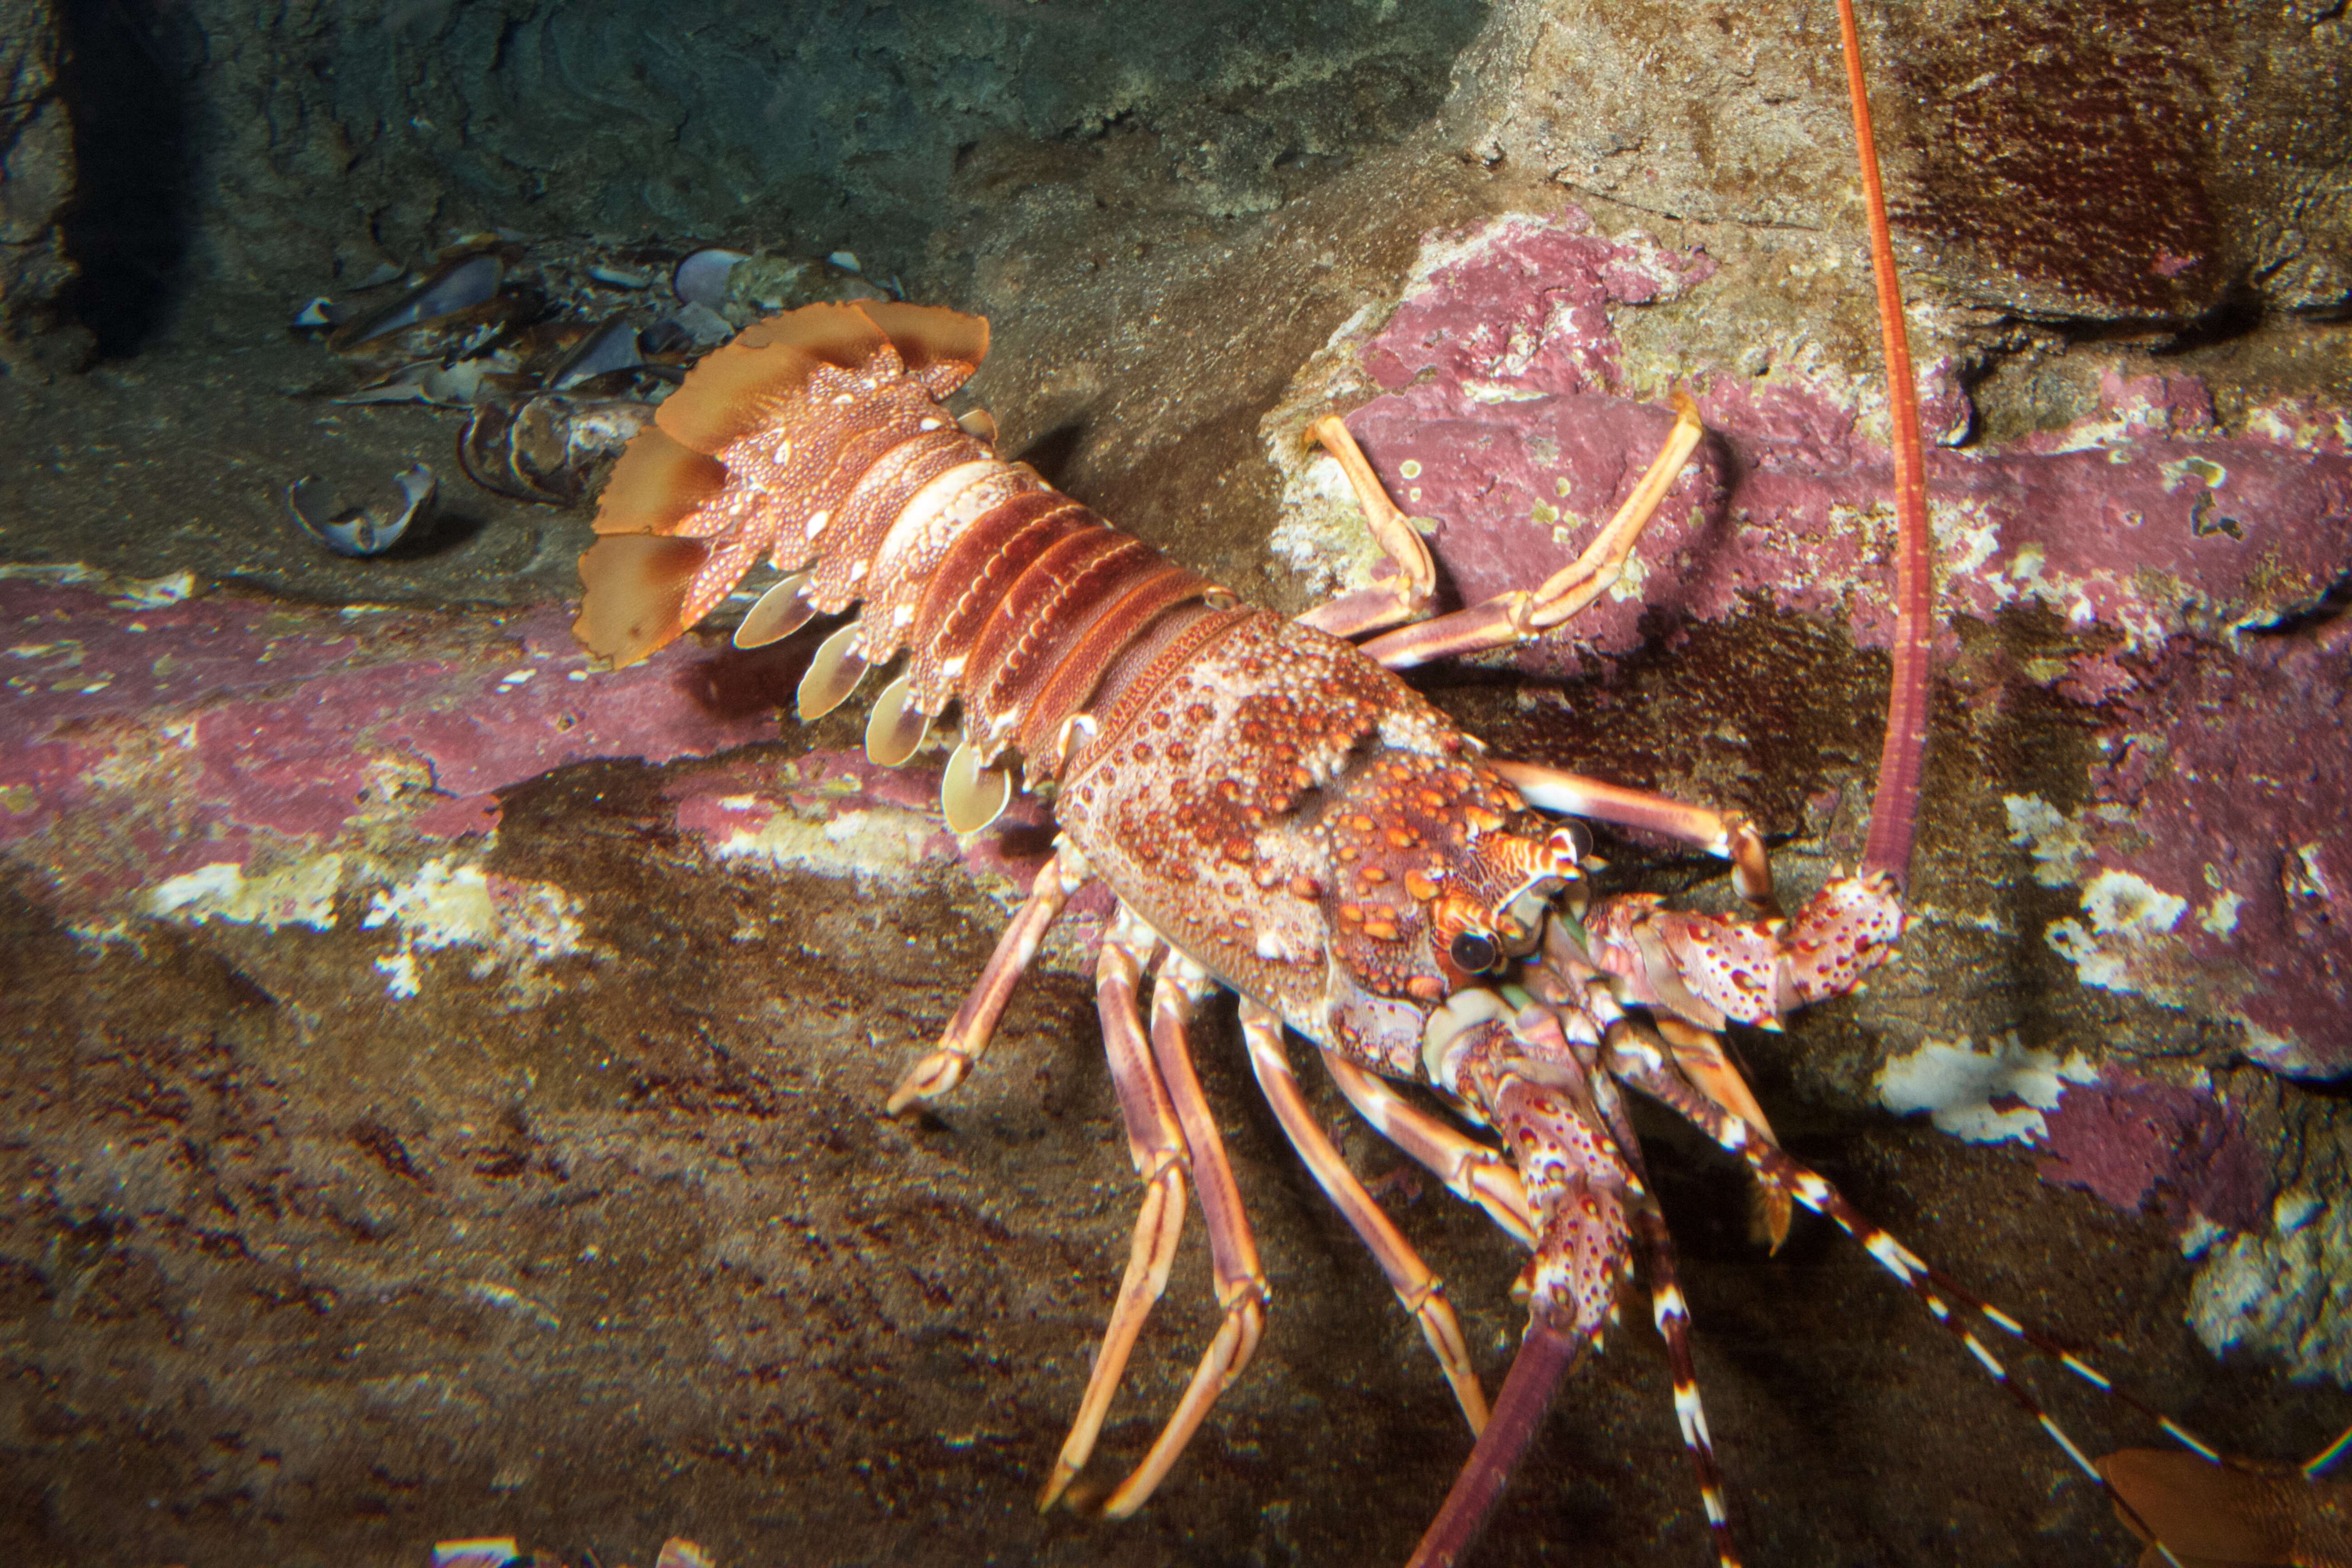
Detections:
2095,1449,2293,1564
592,425,729,537
574,534,710,667
656,303,893,454
856,300,990,396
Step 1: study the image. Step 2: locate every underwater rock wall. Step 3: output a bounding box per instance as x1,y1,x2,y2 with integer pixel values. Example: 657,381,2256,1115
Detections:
108,0,1486,307
0,0,81,367
5,1,2352,1565
1465,0,2352,323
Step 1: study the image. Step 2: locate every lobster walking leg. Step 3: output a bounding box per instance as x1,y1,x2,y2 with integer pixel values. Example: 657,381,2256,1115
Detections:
1354,394,1705,671
1045,906,1274,1516
1042,906,1194,1509
887,843,1089,1113
1238,1003,1492,1434
1490,760,1779,914
1303,407,1778,912
1316,1049,1534,1247
1098,951,1271,1518
1295,413,1439,640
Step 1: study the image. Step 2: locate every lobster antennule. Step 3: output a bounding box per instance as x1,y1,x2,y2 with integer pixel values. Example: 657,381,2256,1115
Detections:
1602,1024,2223,1568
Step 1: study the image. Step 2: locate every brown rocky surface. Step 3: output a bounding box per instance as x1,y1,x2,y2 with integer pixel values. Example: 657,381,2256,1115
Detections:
4,3,2351,1567
0,0,82,369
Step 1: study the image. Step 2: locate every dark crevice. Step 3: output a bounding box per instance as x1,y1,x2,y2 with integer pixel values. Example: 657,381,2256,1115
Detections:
2245,567,2352,640
2152,279,2268,355
54,0,201,358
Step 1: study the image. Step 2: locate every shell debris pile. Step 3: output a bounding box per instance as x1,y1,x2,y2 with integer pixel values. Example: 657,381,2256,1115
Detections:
286,239,892,527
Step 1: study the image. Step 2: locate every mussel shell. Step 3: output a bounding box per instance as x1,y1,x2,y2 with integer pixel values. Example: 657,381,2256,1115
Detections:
286,464,436,557
548,317,644,389
673,247,748,308
330,254,504,350
456,403,541,504
336,358,533,407
459,396,654,505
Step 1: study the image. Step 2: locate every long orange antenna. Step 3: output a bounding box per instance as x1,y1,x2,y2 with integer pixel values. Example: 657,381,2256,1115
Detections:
1833,0,1934,891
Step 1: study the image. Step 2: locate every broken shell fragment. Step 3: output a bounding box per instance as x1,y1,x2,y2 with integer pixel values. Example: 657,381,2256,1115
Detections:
286,464,436,557
587,261,654,289
336,358,525,407
549,317,644,389
673,248,748,309
345,258,405,290
290,296,353,329
332,253,504,349
427,1541,515,1568
460,396,654,505
661,302,735,348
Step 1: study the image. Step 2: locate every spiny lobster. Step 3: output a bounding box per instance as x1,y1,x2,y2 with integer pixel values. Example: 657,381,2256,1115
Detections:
568,5,2233,1563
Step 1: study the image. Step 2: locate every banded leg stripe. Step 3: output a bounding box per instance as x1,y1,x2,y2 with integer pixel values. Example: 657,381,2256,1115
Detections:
1592,1051,1745,1568
1633,1206,1742,1568
1603,1038,2200,1568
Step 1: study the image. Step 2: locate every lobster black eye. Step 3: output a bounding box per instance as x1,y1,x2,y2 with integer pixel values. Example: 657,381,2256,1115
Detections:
1449,930,1500,974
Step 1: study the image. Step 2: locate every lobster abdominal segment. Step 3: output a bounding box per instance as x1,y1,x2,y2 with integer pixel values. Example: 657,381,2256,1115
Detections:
576,303,1227,804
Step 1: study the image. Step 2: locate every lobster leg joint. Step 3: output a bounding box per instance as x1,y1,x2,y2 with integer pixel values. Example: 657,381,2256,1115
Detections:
885,842,1091,1115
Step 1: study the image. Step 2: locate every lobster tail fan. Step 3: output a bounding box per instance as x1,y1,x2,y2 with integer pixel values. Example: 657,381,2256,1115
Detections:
655,304,895,455
857,301,990,397
575,534,710,667
2093,1450,2292,1565
593,425,730,536
730,299,895,363
573,299,993,669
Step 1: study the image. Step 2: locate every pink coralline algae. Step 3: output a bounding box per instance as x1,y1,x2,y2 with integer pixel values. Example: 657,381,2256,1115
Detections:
1343,212,2348,666
2037,1071,2270,1234
0,576,785,913
5,570,1099,956
2022,627,2352,1078
1337,208,2352,1076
